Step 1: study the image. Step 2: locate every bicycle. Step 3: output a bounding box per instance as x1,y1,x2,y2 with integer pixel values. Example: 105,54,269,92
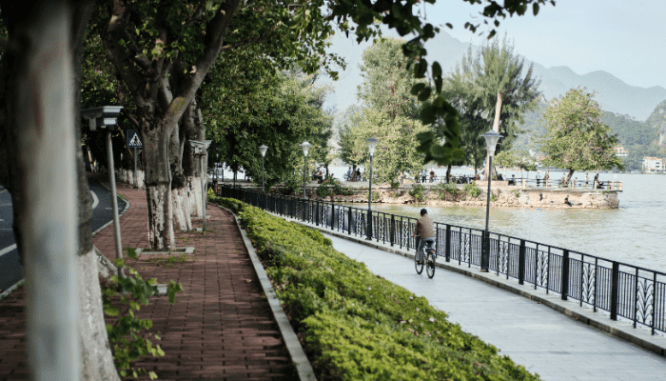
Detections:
414,237,436,278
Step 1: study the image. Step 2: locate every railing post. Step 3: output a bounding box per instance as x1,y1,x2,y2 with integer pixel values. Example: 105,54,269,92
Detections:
561,249,570,300
518,239,526,285
347,207,352,235
610,261,619,320
366,210,372,240
315,200,320,226
445,225,451,262
390,215,395,247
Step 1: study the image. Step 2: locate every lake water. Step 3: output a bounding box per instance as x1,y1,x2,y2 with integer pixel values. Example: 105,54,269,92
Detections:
221,165,666,272
327,167,666,273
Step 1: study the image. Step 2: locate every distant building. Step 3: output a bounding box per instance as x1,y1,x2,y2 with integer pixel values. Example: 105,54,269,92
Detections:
613,146,629,158
641,157,664,173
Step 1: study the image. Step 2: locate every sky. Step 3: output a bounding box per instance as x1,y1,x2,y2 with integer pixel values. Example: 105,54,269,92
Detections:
423,0,666,89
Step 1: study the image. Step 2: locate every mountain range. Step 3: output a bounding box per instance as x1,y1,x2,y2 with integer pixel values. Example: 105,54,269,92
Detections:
325,30,666,122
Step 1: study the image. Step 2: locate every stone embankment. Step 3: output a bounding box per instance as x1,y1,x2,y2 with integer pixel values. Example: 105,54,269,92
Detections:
308,182,620,209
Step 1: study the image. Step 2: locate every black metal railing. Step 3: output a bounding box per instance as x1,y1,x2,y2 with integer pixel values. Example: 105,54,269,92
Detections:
218,186,665,335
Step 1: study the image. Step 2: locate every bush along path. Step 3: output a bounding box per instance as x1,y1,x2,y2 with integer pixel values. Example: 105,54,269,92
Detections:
211,196,541,381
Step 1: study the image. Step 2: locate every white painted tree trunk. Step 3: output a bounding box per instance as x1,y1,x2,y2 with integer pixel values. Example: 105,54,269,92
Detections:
172,187,192,231
78,248,120,380
188,176,203,218
146,183,175,249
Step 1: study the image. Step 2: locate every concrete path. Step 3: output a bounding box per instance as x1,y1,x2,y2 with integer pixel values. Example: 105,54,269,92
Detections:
325,233,666,381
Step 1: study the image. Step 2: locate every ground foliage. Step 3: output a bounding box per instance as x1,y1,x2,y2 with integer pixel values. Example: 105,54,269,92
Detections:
212,196,540,381
102,248,184,379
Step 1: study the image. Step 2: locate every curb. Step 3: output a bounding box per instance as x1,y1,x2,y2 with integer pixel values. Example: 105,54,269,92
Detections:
0,180,130,301
285,217,666,359
216,204,316,381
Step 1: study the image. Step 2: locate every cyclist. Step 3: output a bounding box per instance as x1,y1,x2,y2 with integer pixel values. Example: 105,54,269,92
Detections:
412,208,435,265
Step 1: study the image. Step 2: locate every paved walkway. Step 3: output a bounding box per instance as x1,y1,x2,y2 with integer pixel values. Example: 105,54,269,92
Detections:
0,182,296,381
324,233,666,381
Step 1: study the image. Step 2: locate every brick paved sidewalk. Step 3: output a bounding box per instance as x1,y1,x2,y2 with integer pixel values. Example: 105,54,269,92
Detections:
0,182,297,380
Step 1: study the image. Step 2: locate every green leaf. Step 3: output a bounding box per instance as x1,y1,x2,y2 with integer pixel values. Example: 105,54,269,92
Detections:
104,305,120,317
415,59,427,78
410,83,426,96
418,87,431,102
431,62,442,79
533,3,540,16
126,247,137,260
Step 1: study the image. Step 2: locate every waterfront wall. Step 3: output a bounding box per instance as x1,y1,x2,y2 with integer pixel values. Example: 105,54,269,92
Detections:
307,183,620,209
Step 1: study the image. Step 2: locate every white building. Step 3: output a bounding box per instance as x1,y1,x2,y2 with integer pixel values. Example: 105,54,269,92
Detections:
641,157,664,173
614,146,629,158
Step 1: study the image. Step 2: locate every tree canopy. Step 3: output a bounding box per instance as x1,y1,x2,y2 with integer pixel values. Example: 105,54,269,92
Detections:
540,88,624,181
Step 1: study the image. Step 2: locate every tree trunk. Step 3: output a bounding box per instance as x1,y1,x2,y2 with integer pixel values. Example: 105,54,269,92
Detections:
182,100,205,219
446,164,452,183
143,127,175,249
485,91,503,178
565,169,575,184
1,1,120,380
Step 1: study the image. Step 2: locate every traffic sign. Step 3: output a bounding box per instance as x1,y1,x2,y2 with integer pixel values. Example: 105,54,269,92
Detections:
127,129,143,148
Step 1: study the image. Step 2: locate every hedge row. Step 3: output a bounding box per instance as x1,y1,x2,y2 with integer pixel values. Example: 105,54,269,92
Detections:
212,197,540,381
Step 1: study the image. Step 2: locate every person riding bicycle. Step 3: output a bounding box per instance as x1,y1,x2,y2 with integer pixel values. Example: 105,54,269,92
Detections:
412,208,435,265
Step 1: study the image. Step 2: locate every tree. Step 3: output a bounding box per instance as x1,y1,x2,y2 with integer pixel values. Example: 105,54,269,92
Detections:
204,64,332,191
357,37,422,120
540,88,625,182
342,108,429,183
340,38,429,182
464,38,541,175
0,1,120,379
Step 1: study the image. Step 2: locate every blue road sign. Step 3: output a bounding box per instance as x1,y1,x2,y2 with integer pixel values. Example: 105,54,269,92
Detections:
127,129,143,148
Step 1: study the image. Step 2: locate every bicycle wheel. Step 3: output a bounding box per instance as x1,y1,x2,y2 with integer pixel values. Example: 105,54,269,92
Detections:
426,251,436,278
415,250,424,274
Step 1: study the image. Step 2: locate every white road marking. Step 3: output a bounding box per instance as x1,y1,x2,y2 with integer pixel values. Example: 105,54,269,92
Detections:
0,244,17,258
91,190,99,209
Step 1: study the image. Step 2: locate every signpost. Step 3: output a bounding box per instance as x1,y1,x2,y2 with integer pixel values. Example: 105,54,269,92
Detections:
127,129,142,189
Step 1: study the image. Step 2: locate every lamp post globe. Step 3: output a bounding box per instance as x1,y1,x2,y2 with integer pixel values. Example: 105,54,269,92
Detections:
366,137,379,240
300,141,311,199
480,130,503,272
259,145,268,192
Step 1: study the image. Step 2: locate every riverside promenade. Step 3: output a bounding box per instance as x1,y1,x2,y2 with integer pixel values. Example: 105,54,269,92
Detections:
317,232,666,381
0,182,298,380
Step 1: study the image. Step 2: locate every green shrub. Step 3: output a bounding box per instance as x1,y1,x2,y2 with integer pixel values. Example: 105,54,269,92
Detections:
490,192,498,202
513,190,521,198
435,183,459,200
211,198,540,381
390,180,400,190
103,248,183,380
408,184,425,202
333,181,354,196
317,184,331,198
463,183,481,198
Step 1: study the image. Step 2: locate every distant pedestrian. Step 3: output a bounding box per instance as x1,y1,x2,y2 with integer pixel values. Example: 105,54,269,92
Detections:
346,167,352,181
356,168,361,181
429,169,435,183
564,195,573,207
585,173,589,186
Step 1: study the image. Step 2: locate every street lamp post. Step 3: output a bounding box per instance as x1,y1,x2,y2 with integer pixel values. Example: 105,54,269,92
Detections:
259,144,268,192
366,137,379,240
481,130,503,272
190,140,212,232
300,142,311,198
82,106,124,278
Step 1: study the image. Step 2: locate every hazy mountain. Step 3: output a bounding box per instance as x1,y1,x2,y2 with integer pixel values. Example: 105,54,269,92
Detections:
325,30,666,121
